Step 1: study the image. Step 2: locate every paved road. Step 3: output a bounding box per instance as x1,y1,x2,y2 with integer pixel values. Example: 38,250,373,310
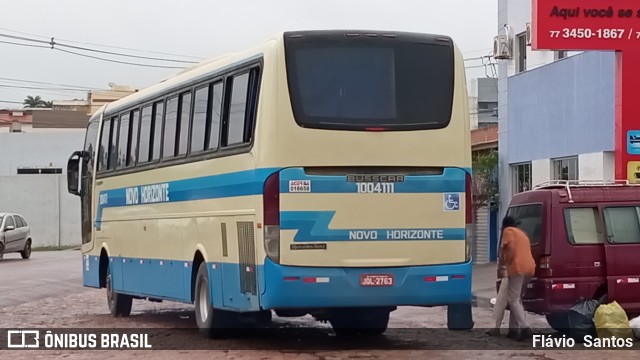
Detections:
0,249,86,308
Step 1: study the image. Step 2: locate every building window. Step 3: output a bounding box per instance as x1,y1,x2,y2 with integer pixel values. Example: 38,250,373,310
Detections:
552,156,578,180
17,167,63,174
516,32,527,73
555,50,567,60
512,162,532,194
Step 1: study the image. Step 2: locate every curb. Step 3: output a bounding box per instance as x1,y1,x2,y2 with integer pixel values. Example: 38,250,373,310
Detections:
472,294,493,309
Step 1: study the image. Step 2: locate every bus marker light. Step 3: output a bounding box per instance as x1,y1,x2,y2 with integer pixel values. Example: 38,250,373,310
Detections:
424,276,449,282
159,261,164,266
283,277,299,281
303,277,330,283
451,275,465,279
211,263,217,269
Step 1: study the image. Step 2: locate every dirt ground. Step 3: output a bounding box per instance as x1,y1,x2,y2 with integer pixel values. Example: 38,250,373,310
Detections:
0,288,638,359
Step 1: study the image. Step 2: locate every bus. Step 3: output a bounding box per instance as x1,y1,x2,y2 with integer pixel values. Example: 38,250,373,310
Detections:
67,29,473,337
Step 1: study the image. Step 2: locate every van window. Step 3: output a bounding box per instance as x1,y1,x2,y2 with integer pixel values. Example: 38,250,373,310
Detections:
603,206,640,244
506,204,543,244
564,208,602,244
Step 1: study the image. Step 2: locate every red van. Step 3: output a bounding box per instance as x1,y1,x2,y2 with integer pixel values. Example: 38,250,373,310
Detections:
503,180,640,330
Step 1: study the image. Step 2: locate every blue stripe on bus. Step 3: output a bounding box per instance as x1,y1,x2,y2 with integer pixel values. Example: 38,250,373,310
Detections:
281,211,465,242
279,167,466,193
94,167,280,228
83,255,472,311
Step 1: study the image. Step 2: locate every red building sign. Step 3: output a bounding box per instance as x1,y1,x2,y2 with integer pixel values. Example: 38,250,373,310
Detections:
532,0,640,182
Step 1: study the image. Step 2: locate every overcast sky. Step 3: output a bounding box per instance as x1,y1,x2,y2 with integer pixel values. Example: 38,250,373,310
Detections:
0,0,497,107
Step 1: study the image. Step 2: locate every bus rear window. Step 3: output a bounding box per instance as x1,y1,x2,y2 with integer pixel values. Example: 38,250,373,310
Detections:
506,204,543,245
284,31,454,131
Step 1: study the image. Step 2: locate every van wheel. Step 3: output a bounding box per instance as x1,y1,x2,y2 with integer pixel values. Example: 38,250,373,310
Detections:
546,313,569,333
106,267,132,317
194,263,238,338
20,240,31,259
0,243,4,261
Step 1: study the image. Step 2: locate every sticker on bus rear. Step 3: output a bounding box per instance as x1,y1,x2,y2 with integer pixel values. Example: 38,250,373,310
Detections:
289,180,311,192
443,193,460,211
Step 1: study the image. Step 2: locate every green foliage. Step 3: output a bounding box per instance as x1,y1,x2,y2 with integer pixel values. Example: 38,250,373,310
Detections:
23,95,52,108
472,149,499,210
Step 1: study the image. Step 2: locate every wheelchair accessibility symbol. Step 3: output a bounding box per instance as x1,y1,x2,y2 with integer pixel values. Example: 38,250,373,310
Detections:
443,193,460,211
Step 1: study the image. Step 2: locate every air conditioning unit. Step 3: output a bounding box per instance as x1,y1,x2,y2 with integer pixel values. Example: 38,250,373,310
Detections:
493,35,512,59
525,22,532,46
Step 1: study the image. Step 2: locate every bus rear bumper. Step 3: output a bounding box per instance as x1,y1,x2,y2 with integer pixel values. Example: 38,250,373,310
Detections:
260,258,472,309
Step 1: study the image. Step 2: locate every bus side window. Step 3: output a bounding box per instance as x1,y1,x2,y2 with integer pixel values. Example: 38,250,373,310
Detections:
98,118,112,172
177,91,192,156
138,105,153,163
223,67,260,147
207,82,224,151
163,96,179,159
108,116,118,170
116,112,130,168
151,101,164,161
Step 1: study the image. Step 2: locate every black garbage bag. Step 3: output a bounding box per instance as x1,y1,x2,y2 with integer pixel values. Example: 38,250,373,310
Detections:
567,298,599,341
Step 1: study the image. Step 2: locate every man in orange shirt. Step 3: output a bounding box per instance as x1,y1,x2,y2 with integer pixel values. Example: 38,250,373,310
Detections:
499,215,536,341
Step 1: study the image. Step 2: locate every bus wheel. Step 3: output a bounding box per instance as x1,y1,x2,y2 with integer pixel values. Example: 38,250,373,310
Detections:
106,267,132,317
329,308,390,336
194,262,237,338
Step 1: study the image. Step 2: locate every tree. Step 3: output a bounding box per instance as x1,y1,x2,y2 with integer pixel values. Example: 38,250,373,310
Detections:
471,149,499,211
23,95,52,108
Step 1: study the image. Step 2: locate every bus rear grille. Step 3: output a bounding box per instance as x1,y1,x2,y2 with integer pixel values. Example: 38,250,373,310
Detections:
237,221,257,295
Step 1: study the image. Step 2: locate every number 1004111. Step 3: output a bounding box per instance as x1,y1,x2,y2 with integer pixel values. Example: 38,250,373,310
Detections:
356,182,395,193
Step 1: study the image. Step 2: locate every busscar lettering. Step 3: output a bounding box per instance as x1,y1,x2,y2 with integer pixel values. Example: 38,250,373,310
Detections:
346,174,405,183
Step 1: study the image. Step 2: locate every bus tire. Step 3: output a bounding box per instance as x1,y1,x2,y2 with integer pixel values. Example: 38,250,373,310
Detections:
329,308,390,336
194,262,237,338
106,266,132,317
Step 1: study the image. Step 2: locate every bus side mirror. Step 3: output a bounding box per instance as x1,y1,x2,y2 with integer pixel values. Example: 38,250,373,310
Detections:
67,151,83,196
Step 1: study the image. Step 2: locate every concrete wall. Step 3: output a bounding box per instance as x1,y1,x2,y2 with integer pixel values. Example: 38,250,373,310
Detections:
0,131,84,176
579,151,615,181
507,51,615,164
0,175,80,247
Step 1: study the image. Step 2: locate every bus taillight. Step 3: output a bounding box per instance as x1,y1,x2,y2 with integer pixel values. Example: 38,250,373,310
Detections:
263,172,280,263
465,171,473,262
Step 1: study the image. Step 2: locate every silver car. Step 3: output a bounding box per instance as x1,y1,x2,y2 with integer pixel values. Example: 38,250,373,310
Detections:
0,213,32,261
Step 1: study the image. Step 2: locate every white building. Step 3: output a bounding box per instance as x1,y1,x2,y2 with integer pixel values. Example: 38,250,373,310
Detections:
496,0,616,216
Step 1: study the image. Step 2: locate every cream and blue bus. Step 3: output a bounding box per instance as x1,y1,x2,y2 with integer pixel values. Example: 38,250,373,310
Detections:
67,29,473,337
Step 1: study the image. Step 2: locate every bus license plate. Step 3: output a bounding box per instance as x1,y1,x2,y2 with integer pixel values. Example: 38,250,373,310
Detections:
360,274,394,287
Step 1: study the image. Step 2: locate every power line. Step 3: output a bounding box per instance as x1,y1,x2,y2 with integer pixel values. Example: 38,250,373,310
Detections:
0,27,205,60
0,77,98,90
0,84,91,92
54,48,186,69
0,32,192,69
0,39,49,49
0,99,24,104
54,41,197,64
